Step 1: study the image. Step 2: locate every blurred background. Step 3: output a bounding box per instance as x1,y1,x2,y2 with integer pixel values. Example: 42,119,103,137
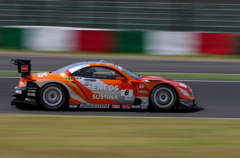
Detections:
1,2,240,158
1,0,240,32
0,0,240,55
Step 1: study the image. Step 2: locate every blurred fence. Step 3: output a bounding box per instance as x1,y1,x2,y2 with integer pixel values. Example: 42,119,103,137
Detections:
1,0,240,32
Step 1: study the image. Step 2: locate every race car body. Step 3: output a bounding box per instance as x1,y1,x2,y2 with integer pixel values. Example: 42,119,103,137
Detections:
11,59,197,111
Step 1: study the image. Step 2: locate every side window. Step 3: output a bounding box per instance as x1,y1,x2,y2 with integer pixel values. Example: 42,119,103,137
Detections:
71,69,84,77
84,66,123,79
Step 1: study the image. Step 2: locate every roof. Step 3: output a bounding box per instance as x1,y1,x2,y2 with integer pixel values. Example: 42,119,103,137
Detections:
54,60,112,74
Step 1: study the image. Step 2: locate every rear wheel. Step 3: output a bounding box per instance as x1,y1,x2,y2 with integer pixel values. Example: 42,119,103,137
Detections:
38,84,67,110
150,85,177,111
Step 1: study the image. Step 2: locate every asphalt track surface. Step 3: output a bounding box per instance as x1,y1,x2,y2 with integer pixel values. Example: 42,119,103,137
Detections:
1,51,240,118
1,51,240,74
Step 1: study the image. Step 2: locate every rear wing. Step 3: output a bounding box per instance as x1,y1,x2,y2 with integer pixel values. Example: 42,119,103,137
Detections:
11,59,31,77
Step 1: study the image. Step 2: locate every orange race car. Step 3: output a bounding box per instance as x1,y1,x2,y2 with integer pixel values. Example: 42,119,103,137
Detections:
11,59,197,111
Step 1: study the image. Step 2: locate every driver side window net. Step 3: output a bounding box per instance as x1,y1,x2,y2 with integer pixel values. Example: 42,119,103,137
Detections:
84,66,123,79
71,69,84,77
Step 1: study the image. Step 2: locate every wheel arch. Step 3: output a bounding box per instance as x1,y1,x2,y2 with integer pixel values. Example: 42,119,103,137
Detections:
36,81,69,104
149,83,179,98
149,83,179,107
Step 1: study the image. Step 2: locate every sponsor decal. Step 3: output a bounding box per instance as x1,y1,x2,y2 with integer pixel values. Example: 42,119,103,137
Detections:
65,77,74,80
93,94,118,100
84,79,96,82
92,85,120,100
121,86,133,100
21,65,29,72
139,84,144,88
122,105,131,109
80,104,110,108
28,87,37,90
85,82,89,86
69,104,78,108
27,90,36,93
112,105,120,109
139,91,147,93
92,85,119,91
141,106,148,109
38,72,47,77
114,64,122,70
139,97,149,106
27,93,35,96
132,105,141,109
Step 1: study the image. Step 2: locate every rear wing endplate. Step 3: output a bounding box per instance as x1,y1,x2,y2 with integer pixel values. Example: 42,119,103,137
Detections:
11,59,31,77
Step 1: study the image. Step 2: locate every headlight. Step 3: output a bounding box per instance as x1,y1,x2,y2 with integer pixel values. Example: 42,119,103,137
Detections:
179,82,187,88
178,87,190,97
190,89,195,95
15,90,22,94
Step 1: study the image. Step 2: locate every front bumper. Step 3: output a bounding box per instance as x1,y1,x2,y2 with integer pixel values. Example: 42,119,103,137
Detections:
11,86,37,105
179,99,198,110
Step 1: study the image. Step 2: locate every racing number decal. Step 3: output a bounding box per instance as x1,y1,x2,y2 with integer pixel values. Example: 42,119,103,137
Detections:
38,72,47,77
121,86,133,100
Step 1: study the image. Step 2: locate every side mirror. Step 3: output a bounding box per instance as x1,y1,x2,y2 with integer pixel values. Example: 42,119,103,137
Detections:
116,77,126,81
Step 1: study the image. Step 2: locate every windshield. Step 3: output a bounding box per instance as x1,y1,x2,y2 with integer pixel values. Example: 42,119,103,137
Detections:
122,68,142,79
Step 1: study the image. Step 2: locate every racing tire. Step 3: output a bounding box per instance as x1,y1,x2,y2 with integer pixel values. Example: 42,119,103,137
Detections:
150,85,177,111
38,84,67,110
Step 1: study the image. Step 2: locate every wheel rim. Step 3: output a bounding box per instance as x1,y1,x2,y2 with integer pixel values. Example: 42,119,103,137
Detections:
153,87,175,108
42,87,63,107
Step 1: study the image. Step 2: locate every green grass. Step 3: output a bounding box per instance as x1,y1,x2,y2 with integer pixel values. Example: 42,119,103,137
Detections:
0,71,41,77
0,114,240,158
2,71,240,81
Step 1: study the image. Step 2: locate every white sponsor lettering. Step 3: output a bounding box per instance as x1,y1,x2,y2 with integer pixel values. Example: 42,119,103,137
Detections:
69,104,78,108
27,93,35,96
179,82,187,88
38,72,47,77
92,94,118,100
114,65,122,70
27,90,36,92
80,104,110,108
139,84,144,88
132,105,141,109
92,85,119,91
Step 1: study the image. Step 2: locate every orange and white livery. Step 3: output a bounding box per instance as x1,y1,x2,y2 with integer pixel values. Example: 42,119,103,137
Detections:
11,59,197,111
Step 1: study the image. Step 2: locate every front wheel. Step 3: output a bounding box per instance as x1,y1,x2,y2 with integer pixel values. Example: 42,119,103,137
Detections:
38,84,67,110
150,85,177,111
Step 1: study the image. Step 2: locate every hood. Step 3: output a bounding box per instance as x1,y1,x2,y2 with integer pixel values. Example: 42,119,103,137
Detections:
138,76,191,90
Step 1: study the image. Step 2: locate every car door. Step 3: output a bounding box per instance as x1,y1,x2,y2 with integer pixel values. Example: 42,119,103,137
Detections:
74,66,136,105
